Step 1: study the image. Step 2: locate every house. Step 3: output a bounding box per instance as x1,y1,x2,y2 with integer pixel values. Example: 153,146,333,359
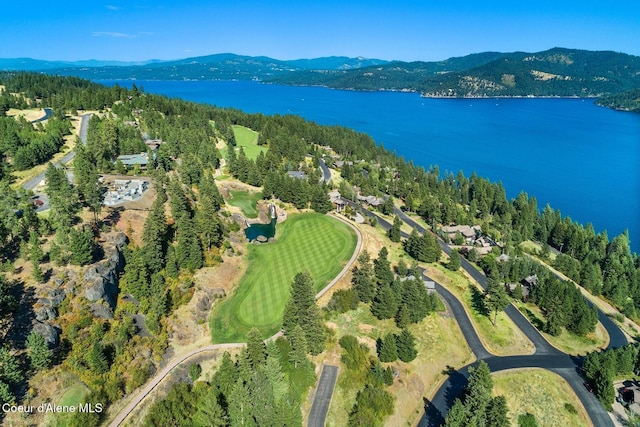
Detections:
523,274,539,287
357,194,384,207
144,139,163,151
618,384,640,415
287,171,307,180
441,225,481,244
496,253,511,263
424,280,436,294
507,283,530,299
328,190,346,213
116,152,149,169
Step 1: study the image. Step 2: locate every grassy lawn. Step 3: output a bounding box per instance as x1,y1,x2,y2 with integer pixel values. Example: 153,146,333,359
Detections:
210,213,357,342
425,264,535,356
323,305,473,427
227,190,262,218
493,369,591,427
515,301,608,355
520,240,558,261
220,125,266,161
46,382,90,426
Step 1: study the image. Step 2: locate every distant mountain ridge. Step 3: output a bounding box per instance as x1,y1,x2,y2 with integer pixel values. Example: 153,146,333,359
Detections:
0,53,389,81
1,48,639,101
0,58,160,71
270,48,640,98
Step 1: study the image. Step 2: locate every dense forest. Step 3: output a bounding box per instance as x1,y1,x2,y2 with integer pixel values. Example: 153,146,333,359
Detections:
596,88,640,112
270,48,640,98
0,72,638,425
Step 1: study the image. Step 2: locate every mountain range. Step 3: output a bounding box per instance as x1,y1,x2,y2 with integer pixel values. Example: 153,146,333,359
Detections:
1,48,639,107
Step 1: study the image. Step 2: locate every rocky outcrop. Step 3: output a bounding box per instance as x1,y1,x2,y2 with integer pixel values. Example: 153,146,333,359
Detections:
83,232,127,313
32,321,61,348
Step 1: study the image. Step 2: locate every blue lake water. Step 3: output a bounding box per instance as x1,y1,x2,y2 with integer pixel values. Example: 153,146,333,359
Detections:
102,80,640,252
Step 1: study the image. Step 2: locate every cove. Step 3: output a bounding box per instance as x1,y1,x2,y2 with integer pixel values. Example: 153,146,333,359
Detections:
99,80,640,252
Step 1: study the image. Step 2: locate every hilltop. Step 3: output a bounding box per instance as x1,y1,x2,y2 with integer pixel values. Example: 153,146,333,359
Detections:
271,47,640,98
3,48,639,101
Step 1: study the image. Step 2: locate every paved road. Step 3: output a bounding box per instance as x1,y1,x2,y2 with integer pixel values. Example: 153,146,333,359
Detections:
30,107,52,123
307,365,339,427
338,202,625,426
318,158,331,184
22,113,91,192
108,342,252,427
108,216,362,426
382,208,625,427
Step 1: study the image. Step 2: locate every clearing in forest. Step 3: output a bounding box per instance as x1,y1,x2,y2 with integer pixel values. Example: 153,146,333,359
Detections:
219,125,266,161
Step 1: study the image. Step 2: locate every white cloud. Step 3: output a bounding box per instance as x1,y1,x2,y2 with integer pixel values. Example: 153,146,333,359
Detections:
105,5,121,11
92,31,152,38
92,31,131,38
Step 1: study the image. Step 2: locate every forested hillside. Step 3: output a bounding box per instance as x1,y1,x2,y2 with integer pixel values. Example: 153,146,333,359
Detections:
271,48,640,98
596,88,640,112
0,72,638,426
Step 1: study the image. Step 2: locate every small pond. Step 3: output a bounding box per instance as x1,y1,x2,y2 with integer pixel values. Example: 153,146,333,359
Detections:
245,217,276,242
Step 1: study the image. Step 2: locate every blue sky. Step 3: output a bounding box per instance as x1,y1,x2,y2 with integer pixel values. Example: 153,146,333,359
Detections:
2,0,639,62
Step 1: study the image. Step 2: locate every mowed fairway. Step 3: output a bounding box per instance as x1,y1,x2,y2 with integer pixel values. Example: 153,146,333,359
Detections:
211,213,357,342
227,190,262,218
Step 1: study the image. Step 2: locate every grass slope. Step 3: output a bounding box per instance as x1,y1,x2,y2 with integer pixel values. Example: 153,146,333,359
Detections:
221,125,266,161
211,213,357,342
493,369,590,427
227,190,262,218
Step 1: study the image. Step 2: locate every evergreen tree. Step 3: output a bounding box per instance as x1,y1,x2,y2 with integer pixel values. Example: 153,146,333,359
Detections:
395,329,417,362
196,194,223,250
352,251,376,303
0,346,23,386
87,342,109,374
447,249,461,271
69,226,94,265
175,212,203,272
486,395,509,426
465,361,494,417
288,325,308,369
26,331,52,371
45,162,80,230
141,195,168,273
444,399,468,427
213,351,238,397
74,144,102,224
228,380,256,427
282,272,325,354
387,215,402,243
378,332,398,363
192,388,228,427
374,247,394,287
381,196,394,215
485,280,510,326
245,327,266,369
310,185,332,214
371,283,398,320
262,341,288,403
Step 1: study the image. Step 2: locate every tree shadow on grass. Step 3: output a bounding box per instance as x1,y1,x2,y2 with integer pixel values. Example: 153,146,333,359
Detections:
469,284,489,317
520,305,545,330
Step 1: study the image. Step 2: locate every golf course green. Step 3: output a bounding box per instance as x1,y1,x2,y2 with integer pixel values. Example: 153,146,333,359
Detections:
210,212,357,342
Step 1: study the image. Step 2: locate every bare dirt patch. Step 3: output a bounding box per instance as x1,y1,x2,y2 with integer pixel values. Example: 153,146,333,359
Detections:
166,254,248,348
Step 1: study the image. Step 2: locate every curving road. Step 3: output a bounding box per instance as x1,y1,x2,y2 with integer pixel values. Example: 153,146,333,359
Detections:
337,199,625,426
22,113,91,193
318,158,332,184
108,214,362,427
384,207,625,427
